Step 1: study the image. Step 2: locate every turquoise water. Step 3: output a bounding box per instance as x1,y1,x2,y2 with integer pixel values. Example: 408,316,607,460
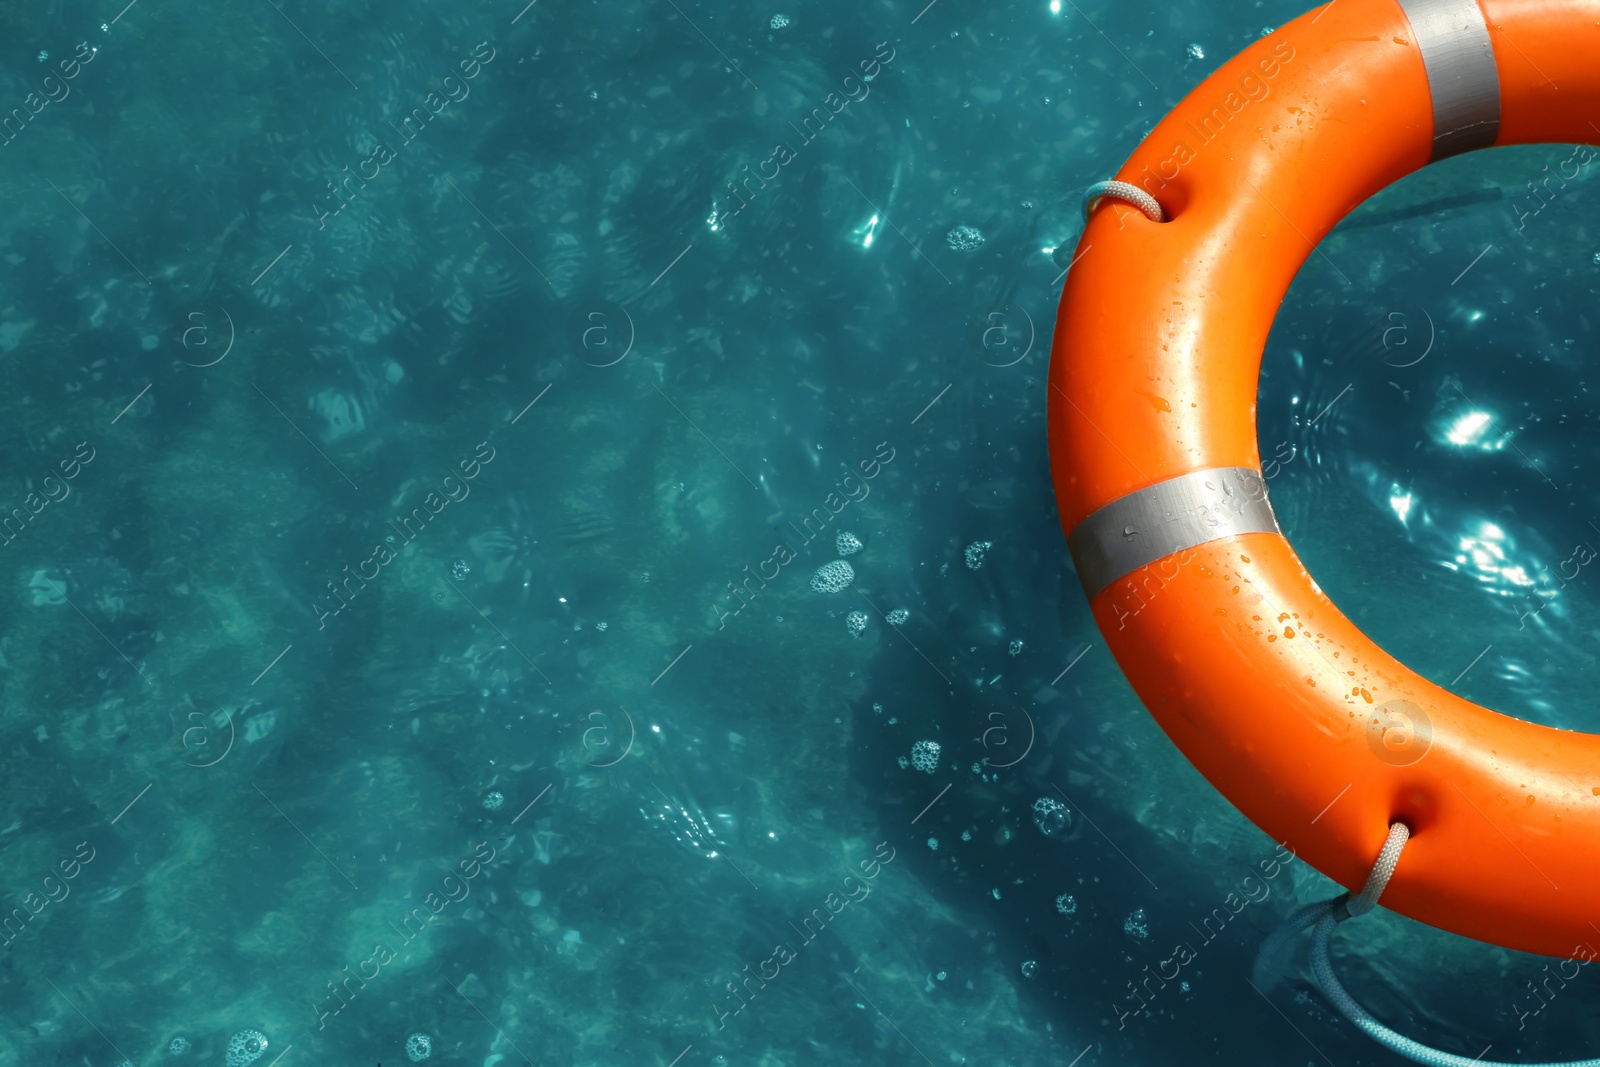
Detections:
2,1,1599,1065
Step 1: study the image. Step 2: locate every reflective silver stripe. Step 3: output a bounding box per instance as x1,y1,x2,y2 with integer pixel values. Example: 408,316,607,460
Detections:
1068,467,1282,599
1396,0,1500,160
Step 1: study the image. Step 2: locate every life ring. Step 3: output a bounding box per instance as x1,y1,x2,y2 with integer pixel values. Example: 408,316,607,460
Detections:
1049,0,1600,960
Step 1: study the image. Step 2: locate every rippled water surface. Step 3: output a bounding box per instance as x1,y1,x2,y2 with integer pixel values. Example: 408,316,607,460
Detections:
3,1,1600,1065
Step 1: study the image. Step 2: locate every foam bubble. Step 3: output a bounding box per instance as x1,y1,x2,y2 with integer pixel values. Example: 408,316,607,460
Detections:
810,559,855,593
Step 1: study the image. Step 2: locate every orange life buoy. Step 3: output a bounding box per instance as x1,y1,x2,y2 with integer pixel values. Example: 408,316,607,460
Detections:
1049,0,1600,959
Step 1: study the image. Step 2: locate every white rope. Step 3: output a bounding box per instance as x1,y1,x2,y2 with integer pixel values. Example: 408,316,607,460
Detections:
1258,821,1600,1067
1081,180,1164,223
1345,820,1408,917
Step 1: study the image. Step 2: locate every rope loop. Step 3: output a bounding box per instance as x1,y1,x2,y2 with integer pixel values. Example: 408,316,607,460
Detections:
1082,180,1164,223
1255,821,1600,1067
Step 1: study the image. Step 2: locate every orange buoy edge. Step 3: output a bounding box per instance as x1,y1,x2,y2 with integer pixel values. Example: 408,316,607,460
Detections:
1048,0,1600,960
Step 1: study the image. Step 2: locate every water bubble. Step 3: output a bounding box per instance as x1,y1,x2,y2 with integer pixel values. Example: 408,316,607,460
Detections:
1055,893,1077,916
482,790,505,811
927,837,939,851
1008,639,1024,656
406,1033,434,1062
1259,25,1275,36
810,559,855,593
168,1037,191,1055
770,13,791,28
947,225,986,252
225,1030,269,1067
1124,907,1150,941
1020,959,1039,979
887,608,909,625
910,739,941,773
1186,43,1205,60
964,541,992,569
1032,796,1071,838
451,559,470,580
835,530,864,556
846,610,869,637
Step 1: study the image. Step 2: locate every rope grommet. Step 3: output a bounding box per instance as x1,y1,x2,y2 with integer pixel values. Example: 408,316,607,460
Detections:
1082,180,1164,223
